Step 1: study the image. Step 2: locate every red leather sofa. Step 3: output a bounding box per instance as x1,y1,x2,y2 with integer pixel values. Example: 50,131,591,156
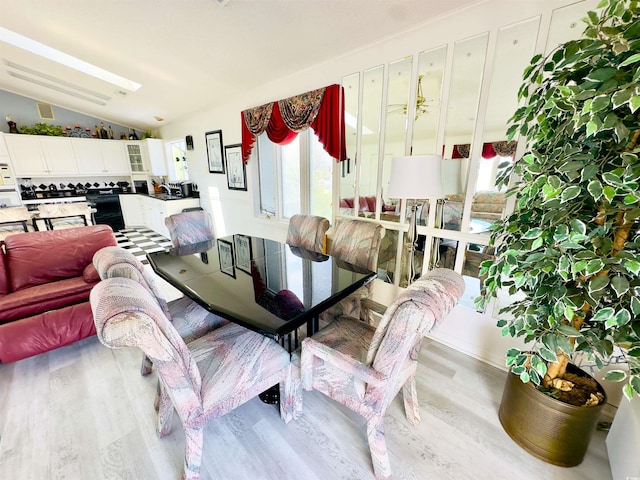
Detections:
0,225,117,363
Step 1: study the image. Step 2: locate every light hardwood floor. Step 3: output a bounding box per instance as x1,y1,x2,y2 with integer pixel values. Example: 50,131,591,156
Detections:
0,336,612,480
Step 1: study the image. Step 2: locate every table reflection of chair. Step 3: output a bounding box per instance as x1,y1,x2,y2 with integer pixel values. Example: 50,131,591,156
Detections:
286,214,330,254
90,277,295,480
36,203,92,230
0,206,32,241
299,269,465,480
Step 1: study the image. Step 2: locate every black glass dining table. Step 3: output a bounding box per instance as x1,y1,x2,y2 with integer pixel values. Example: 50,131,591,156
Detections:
146,234,376,348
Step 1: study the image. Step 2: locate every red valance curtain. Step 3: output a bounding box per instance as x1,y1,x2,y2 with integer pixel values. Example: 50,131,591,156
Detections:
241,84,347,163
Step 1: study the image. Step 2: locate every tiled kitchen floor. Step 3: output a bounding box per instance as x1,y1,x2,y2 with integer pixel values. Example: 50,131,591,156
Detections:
114,226,173,265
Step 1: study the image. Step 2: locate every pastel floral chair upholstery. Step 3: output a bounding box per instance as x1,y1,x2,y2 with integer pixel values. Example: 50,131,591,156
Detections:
91,277,295,480
300,268,464,480
165,210,215,255
0,206,32,241
286,214,330,253
320,218,385,324
37,202,92,230
93,246,228,375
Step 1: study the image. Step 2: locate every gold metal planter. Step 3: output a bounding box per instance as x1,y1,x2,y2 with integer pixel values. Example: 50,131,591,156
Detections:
498,363,606,467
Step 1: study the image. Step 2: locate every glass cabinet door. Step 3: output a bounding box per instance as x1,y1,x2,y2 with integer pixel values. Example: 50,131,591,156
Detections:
127,143,144,172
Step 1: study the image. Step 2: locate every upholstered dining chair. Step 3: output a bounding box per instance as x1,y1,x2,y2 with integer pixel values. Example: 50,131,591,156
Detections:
299,268,464,480
165,209,215,255
91,277,295,480
93,245,228,376
319,218,385,325
286,213,330,254
0,206,32,241
36,202,93,230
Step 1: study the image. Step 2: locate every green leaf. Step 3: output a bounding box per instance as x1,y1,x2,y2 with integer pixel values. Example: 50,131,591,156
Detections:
624,259,640,274
539,347,558,363
519,371,530,383
522,228,543,240
587,179,603,199
586,67,618,82
627,347,640,358
603,185,616,202
593,307,615,322
620,52,640,66
630,95,640,113
603,370,627,382
591,95,610,112
611,276,630,297
589,275,609,291
570,218,587,235
614,308,632,326
631,296,640,315
561,186,581,203
557,324,581,337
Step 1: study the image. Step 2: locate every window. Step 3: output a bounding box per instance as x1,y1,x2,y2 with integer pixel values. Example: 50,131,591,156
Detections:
256,130,333,220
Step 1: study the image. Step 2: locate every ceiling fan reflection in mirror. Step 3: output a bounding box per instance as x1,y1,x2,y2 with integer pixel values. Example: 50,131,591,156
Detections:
388,75,440,120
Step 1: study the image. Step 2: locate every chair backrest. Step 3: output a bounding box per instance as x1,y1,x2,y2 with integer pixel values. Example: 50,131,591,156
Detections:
0,206,30,223
329,219,385,271
286,214,330,253
0,206,31,239
90,277,203,420
93,245,172,319
366,268,465,379
38,202,91,229
165,210,214,251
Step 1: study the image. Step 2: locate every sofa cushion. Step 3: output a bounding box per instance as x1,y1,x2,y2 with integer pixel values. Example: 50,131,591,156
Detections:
4,225,116,292
0,276,97,324
0,302,95,363
0,244,8,296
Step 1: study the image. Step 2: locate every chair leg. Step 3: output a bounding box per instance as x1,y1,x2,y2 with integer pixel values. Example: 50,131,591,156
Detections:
402,375,421,426
279,364,298,423
366,415,392,480
140,354,153,376
157,384,174,438
182,427,203,480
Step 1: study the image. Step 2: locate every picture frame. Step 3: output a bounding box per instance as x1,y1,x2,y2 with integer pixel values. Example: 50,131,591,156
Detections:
224,144,247,191
234,234,252,274
205,130,225,174
217,238,235,278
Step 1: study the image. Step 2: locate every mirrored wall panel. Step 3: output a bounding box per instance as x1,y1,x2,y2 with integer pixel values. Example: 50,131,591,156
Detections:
441,32,489,233
340,72,360,217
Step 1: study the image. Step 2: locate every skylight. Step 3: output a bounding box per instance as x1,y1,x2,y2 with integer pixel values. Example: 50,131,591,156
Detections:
0,26,142,92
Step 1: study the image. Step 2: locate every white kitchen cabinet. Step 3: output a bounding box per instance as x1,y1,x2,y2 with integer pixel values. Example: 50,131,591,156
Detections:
119,194,199,238
119,194,146,227
5,134,77,176
125,141,150,173
144,138,167,176
73,138,131,175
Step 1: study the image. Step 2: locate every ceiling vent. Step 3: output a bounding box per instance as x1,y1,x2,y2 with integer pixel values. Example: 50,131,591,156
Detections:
37,102,55,120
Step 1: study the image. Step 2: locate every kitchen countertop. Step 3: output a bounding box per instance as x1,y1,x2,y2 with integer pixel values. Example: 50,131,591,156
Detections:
123,193,198,201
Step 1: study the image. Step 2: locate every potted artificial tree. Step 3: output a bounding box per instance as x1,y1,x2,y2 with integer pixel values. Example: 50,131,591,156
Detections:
478,0,640,466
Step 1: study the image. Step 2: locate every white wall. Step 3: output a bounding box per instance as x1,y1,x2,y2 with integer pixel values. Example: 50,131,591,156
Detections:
158,0,598,371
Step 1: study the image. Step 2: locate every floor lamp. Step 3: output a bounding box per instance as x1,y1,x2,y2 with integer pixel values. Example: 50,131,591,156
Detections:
387,155,444,286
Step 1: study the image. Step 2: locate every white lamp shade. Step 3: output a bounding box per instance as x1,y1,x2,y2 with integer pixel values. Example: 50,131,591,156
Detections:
387,155,444,199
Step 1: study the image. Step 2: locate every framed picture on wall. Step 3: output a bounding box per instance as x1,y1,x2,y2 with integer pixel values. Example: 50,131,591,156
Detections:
225,144,247,191
205,130,225,174
217,238,235,278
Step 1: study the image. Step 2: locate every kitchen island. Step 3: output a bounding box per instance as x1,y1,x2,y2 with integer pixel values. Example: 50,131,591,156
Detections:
119,193,199,238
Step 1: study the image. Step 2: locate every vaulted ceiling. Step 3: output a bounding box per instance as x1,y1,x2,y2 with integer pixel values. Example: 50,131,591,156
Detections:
0,0,483,130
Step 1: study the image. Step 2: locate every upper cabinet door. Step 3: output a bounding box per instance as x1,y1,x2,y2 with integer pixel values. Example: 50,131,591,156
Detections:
5,134,48,176
100,140,131,175
38,136,78,175
73,138,105,174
